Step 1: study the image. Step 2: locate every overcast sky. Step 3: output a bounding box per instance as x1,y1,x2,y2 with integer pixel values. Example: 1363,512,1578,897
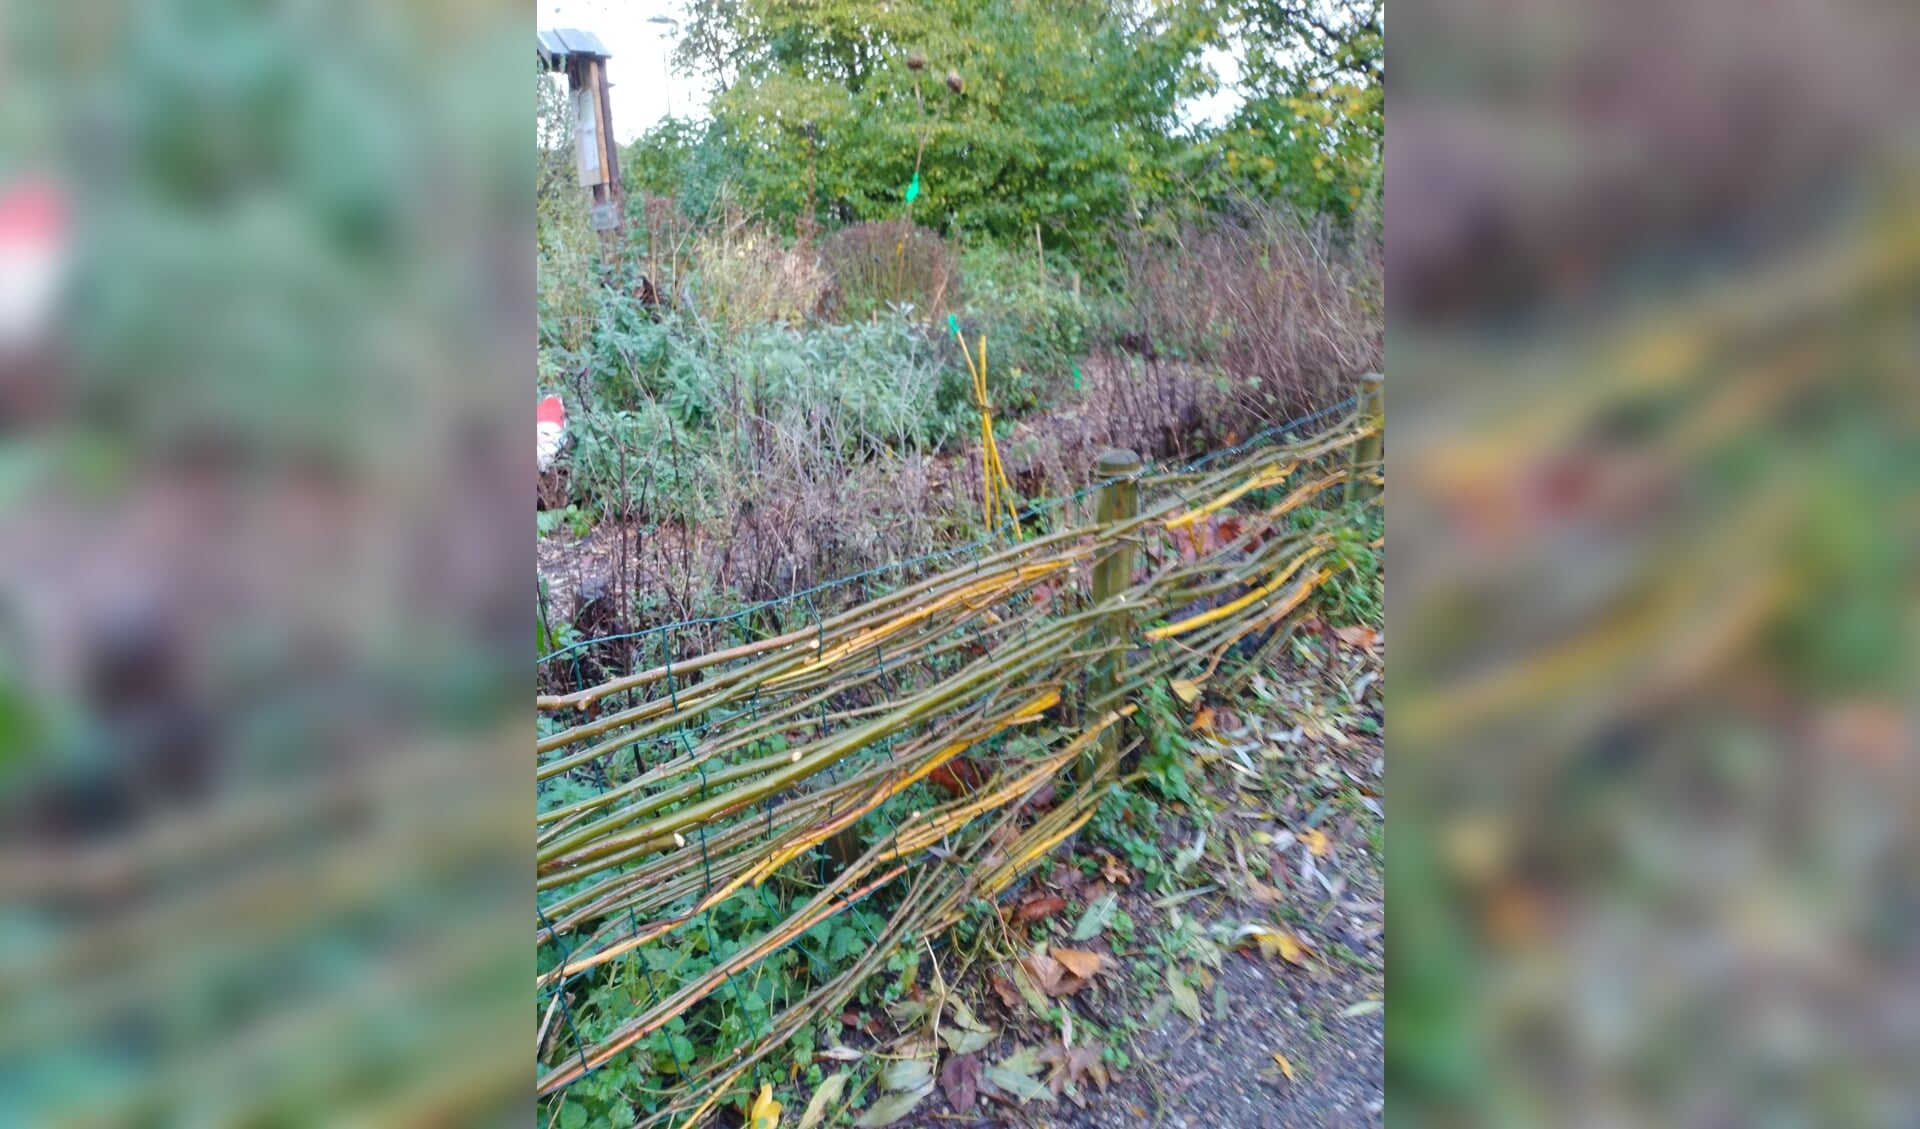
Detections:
539,0,1244,144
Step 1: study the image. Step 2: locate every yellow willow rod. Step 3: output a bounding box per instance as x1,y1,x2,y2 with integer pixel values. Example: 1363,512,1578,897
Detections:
980,804,1102,900
1202,567,1333,680
1164,461,1297,531
538,617,1092,869
1261,472,1357,523
895,706,1127,848
879,705,1134,861
538,562,1067,775
535,716,971,989
770,561,1066,684
736,687,1060,892
1145,545,1328,640
534,863,909,1098
676,1062,754,1129
565,612,1057,829
537,522,1098,713
538,762,885,947
538,754,896,934
980,335,1021,535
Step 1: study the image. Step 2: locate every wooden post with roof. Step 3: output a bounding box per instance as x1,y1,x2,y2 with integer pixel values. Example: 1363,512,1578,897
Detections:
538,27,624,256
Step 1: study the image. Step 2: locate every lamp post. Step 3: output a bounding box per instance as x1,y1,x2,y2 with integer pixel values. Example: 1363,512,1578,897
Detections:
646,15,680,120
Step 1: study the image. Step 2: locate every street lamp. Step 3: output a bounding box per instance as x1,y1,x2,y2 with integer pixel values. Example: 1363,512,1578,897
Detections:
646,15,680,119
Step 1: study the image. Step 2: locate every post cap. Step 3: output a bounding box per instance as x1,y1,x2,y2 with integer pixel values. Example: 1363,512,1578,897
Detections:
1095,448,1143,477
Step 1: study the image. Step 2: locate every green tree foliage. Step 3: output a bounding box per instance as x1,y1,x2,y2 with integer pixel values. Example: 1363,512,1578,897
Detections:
1191,0,1383,218
660,0,1208,250
630,0,1382,245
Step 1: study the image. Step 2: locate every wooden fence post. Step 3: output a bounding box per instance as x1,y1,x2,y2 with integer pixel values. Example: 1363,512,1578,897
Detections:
1346,372,1385,504
1086,448,1142,777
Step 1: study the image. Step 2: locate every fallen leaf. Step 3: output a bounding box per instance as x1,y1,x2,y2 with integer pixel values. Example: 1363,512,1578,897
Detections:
748,1083,782,1129
852,1083,933,1127
1008,961,1054,1014
1338,999,1383,1019
1271,1052,1297,1082
938,1054,982,1113
1098,852,1132,885
997,1045,1045,1075
940,1026,994,1054
1070,893,1119,940
1191,705,1216,733
1249,880,1286,904
1052,948,1104,980
1301,827,1332,857
1334,624,1379,649
983,1047,1055,1105
1235,924,1314,966
1039,1040,1110,1101
948,998,990,1032
1012,894,1068,924
1166,967,1203,1022
797,1072,847,1129
1171,677,1203,704
1021,951,1072,997
989,974,1021,1009
817,1045,864,1062
880,1057,933,1094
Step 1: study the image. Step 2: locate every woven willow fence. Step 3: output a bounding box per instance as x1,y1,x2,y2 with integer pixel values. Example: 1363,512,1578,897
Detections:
535,391,1382,1123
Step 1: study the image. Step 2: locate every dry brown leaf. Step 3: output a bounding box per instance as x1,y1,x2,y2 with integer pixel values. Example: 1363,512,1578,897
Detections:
1012,894,1068,923
1191,705,1216,733
1021,951,1090,997
1052,948,1104,980
939,1053,982,1113
1249,880,1286,904
989,974,1021,1010
1098,852,1132,885
1334,624,1379,649
1040,1040,1110,1101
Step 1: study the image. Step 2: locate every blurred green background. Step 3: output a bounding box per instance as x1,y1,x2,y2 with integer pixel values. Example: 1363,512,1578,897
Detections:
0,1,530,1123
1391,0,1920,1123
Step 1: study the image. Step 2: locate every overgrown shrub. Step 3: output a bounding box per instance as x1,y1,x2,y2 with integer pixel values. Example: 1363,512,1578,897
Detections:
820,220,959,321
1118,200,1382,423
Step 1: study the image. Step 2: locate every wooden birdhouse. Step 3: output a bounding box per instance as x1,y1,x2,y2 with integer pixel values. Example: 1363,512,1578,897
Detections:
538,27,624,238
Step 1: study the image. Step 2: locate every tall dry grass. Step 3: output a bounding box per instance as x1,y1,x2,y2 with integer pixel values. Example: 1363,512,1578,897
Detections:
689,211,827,334
1119,201,1383,424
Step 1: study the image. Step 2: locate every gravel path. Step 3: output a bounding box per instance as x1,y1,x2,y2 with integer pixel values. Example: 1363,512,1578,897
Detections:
1056,949,1384,1128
